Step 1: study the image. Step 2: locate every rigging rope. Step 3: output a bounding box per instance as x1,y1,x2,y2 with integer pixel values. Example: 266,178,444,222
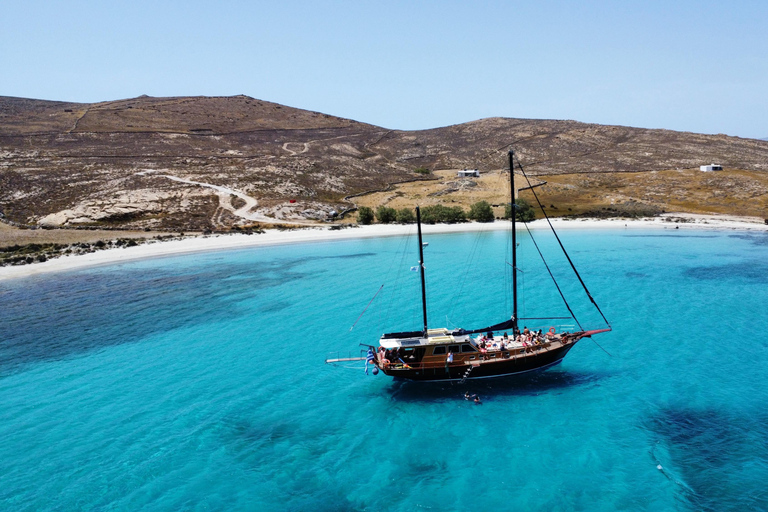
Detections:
382,227,416,332
513,154,612,329
350,284,384,331
588,335,613,357
448,225,487,320
520,222,583,331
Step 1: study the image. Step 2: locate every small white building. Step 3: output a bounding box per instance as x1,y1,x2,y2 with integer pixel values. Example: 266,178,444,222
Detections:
458,169,480,177
700,163,723,172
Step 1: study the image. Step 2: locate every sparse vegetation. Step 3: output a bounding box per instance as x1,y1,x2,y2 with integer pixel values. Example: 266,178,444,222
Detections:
3,96,768,232
0,243,66,266
565,203,663,219
0,238,139,266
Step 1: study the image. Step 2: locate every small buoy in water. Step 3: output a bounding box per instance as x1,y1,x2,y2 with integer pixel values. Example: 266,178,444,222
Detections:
657,464,663,470
372,367,379,375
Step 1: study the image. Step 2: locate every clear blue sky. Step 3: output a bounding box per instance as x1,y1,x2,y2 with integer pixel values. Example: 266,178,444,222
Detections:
2,0,766,138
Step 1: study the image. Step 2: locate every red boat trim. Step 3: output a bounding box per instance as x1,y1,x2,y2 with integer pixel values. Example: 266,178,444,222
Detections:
578,328,612,337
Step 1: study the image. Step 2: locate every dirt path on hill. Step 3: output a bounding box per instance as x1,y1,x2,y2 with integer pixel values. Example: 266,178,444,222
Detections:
281,142,309,156
280,132,376,156
136,171,316,226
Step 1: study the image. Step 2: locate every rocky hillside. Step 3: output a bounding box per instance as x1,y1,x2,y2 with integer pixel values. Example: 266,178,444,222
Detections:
2,95,767,230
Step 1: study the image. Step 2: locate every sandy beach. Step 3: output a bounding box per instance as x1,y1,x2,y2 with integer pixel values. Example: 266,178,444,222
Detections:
1,213,766,281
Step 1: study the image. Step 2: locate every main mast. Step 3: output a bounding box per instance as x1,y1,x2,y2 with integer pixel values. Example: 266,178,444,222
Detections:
509,150,518,332
415,206,429,335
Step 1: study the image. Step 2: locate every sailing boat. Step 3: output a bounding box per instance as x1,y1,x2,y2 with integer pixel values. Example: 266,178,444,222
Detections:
329,150,611,382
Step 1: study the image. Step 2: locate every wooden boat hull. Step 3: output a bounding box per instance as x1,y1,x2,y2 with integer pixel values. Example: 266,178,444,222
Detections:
378,340,577,382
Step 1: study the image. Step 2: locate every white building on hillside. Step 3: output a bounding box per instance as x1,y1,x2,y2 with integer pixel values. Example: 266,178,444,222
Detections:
700,163,723,172
458,169,480,177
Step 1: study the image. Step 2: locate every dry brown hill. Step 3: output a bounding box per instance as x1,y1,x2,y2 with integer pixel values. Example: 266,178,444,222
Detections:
1,94,767,230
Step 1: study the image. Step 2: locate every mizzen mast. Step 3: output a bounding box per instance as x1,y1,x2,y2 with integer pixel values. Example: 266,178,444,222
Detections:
416,206,429,336
509,150,519,332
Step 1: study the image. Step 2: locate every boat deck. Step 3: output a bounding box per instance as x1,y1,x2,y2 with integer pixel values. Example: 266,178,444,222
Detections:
380,335,572,371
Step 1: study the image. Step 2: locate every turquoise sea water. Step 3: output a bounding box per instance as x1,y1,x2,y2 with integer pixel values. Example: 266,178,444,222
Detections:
2,227,768,511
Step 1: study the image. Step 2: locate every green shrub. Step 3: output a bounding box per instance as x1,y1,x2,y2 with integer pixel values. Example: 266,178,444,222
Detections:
357,206,374,225
396,208,415,224
505,198,536,222
419,206,437,224
414,167,431,175
468,201,495,223
446,206,467,223
420,204,467,224
375,206,397,224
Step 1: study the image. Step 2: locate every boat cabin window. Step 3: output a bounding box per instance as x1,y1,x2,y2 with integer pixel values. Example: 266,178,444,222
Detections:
401,347,426,362
449,345,460,354
432,346,446,355
461,344,476,353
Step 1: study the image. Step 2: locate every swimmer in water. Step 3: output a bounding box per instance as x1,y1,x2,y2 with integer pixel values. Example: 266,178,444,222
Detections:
474,396,482,405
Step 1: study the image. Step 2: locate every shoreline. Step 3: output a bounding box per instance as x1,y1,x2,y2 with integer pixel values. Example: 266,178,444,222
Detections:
1,213,766,281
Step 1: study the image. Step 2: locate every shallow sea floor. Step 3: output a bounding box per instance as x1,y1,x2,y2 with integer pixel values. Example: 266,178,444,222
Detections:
2,228,768,511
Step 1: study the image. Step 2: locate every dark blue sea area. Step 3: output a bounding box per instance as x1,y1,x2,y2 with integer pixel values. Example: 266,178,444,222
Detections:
1,228,767,510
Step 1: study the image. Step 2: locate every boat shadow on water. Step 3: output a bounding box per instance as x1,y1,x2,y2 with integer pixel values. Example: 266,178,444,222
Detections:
382,368,609,403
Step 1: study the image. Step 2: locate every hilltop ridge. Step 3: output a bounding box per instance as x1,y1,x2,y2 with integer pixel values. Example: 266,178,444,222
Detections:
1,95,767,230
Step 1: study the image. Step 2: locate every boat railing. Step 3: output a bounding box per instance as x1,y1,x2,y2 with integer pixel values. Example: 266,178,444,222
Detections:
518,323,576,334
380,341,563,371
